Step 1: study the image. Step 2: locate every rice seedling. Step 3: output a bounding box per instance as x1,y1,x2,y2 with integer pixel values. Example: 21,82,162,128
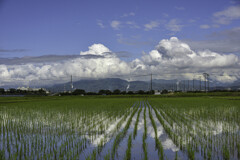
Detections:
0,96,239,159
149,97,240,160
142,104,148,160
124,133,132,160
175,151,178,160
104,151,111,160
111,105,138,159
133,106,142,139
147,104,164,160
0,96,134,159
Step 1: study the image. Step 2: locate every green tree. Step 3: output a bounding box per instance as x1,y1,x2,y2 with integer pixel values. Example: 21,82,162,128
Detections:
113,89,121,95
0,88,5,94
127,91,134,95
161,89,168,94
73,89,85,95
137,90,145,94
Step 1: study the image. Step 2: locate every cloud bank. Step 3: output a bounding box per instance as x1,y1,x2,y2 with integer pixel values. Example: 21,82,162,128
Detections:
213,6,240,25
0,37,239,87
186,27,240,53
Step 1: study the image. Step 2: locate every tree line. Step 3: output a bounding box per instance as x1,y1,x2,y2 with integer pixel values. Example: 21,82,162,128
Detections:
60,89,155,96
0,88,48,95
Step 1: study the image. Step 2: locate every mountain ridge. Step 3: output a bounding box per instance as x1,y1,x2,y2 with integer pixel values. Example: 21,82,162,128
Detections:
47,78,240,93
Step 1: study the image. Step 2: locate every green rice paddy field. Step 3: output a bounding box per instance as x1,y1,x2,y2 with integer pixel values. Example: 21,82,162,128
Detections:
0,95,240,160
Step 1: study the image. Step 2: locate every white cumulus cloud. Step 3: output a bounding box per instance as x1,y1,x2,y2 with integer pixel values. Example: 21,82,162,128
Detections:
0,38,240,87
80,44,111,57
136,37,240,82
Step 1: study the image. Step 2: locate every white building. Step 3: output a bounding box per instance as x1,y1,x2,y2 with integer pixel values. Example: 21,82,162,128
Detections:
17,87,29,91
17,87,49,94
154,90,161,95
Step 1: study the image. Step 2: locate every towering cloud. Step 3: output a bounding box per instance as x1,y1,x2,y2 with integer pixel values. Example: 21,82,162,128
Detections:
80,44,111,57
137,37,239,82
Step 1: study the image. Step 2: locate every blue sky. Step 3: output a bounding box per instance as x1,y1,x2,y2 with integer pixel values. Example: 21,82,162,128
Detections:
0,0,240,86
0,0,239,58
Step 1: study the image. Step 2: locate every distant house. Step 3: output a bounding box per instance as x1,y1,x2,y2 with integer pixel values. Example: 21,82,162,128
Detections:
17,87,49,94
154,90,161,95
17,87,28,91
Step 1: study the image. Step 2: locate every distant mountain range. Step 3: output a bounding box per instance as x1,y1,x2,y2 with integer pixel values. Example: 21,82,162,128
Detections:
2,78,239,93
47,78,240,93
48,78,149,93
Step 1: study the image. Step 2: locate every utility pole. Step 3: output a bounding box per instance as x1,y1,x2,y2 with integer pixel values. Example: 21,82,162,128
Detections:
179,81,181,91
173,81,175,92
200,76,201,91
203,73,209,93
71,75,73,93
188,80,189,92
181,81,182,91
150,73,152,94
204,74,206,92
193,79,194,91
172,81,174,92
184,80,185,92
208,75,209,91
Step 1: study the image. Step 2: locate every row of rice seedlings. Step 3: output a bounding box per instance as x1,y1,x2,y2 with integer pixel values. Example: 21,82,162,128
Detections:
0,98,134,159
168,105,239,159
85,105,135,159
103,150,111,160
85,103,137,159
151,106,179,147
157,104,214,150
156,106,199,151
79,107,135,159
111,105,139,159
1,108,98,136
154,105,205,159
84,112,109,134
142,104,148,160
85,112,119,142
147,104,164,160
150,104,199,159
150,98,240,160
133,106,143,139
174,110,215,155
4,116,98,159
124,133,132,160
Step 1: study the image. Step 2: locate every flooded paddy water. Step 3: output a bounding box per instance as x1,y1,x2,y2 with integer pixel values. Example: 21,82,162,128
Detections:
0,96,240,159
